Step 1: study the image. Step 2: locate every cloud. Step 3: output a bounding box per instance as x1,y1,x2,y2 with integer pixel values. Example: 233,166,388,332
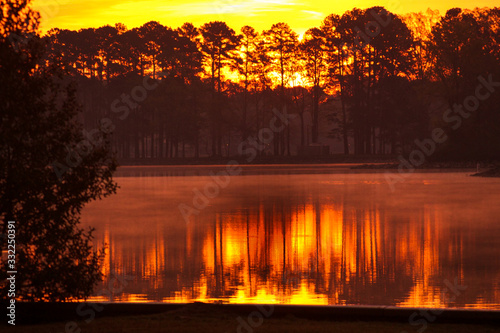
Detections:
155,0,299,17
301,10,324,18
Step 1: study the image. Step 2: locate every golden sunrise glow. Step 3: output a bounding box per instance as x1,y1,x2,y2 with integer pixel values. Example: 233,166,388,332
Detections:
77,172,500,309
34,0,500,35
88,199,477,307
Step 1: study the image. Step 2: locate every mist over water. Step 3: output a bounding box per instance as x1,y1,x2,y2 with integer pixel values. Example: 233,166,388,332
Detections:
81,165,500,308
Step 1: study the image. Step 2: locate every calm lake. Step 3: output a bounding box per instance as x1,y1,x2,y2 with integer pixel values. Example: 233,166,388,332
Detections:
81,165,500,309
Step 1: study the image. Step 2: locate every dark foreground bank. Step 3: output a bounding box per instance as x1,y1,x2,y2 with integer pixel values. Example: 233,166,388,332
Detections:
5,302,500,332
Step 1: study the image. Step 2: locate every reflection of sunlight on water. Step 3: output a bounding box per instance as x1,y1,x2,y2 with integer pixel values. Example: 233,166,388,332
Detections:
81,168,500,308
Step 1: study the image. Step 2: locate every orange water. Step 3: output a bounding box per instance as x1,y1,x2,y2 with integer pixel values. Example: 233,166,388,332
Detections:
81,166,500,309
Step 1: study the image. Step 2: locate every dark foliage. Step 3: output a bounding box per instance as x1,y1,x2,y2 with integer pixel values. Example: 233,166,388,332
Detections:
0,0,117,301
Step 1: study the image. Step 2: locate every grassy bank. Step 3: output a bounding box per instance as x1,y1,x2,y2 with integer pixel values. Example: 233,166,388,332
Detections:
8,304,500,333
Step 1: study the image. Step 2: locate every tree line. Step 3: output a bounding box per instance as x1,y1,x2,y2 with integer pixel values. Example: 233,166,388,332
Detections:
44,6,500,160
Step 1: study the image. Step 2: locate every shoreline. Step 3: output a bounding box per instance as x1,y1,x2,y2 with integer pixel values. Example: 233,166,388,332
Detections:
115,156,498,171
8,302,500,326
471,167,500,177
112,163,486,178
351,162,500,177
112,161,500,178
116,155,399,167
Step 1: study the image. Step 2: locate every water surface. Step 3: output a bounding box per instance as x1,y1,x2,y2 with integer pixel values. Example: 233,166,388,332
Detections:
81,165,500,309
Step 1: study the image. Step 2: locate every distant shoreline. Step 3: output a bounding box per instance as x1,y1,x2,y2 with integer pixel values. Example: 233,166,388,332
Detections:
352,162,500,177
117,154,399,166
471,167,500,177
115,156,500,176
117,155,497,167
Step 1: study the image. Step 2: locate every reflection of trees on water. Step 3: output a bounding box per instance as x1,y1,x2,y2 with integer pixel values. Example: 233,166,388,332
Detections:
93,188,500,308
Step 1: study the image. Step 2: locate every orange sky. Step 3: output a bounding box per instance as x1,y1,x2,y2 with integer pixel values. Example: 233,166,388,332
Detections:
33,0,498,35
